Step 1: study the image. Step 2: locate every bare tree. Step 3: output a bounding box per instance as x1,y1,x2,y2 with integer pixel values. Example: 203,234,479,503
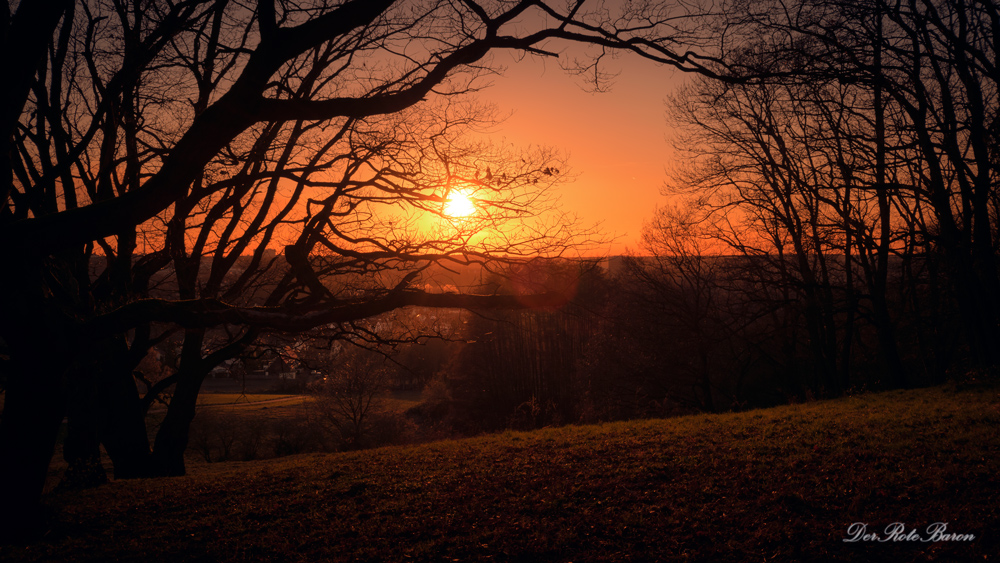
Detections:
653,0,998,393
309,347,390,449
666,69,901,393
624,204,734,411
1,0,730,536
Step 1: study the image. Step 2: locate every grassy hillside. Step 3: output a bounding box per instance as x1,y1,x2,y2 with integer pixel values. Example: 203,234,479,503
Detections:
4,383,998,562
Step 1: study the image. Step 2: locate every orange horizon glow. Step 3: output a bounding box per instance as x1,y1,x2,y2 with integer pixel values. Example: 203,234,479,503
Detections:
483,50,684,255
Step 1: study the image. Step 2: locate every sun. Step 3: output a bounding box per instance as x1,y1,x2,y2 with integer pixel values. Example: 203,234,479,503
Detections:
443,189,476,218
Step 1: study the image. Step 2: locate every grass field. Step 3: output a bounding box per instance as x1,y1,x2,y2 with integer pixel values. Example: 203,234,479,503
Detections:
4,382,998,562
195,394,300,406
192,390,421,410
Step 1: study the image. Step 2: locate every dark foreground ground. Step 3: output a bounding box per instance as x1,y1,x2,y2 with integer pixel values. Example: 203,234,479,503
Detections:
2,382,997,562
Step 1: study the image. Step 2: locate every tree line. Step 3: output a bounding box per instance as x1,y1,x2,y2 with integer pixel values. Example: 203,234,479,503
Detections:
656,0,998,394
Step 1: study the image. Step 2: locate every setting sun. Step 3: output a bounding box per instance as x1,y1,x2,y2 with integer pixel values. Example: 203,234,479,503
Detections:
443,189,476,218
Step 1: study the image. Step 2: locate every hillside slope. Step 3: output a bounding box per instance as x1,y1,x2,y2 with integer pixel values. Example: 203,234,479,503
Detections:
4,384,998,562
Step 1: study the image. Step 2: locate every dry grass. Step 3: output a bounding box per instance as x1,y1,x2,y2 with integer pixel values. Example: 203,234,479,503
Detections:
195,394,301,406
4,382,999,562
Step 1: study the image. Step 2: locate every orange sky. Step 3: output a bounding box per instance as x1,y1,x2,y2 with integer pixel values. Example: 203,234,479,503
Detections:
483,50,684,256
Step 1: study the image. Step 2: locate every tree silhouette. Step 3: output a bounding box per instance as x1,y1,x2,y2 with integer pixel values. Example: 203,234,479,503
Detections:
657,0,998,392
0,0,726,536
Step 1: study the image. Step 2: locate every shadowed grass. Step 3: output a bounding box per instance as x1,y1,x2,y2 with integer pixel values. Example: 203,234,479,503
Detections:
195,394,299,406
4,383,998,562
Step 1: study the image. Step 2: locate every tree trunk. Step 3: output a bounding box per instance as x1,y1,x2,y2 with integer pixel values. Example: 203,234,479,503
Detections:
60,372,107,490
98,357,154,479
0,369,67,541
150,365,210,476
0,254,76,539
870,294,909,388
150,328,210,476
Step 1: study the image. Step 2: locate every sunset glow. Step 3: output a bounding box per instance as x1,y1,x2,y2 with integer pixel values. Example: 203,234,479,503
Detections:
443,189,476,218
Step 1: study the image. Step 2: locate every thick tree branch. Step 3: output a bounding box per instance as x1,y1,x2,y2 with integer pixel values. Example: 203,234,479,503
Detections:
1,0,75,209
2,0,395,251
86,290,571,338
